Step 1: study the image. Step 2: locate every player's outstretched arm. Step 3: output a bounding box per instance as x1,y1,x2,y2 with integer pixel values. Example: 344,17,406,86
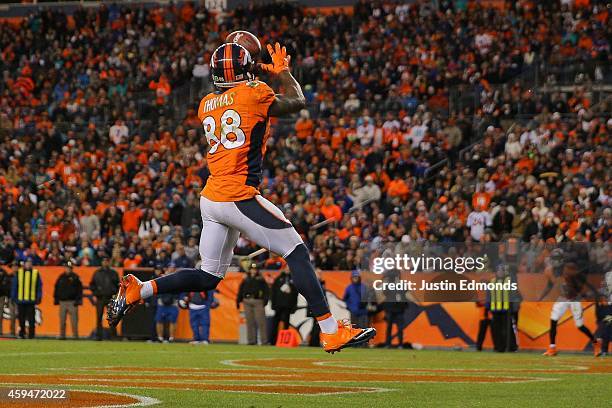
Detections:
269,70,306,117
260,42,306,117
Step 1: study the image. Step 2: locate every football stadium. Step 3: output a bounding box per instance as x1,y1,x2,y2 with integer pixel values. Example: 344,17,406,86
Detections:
0,0,611,407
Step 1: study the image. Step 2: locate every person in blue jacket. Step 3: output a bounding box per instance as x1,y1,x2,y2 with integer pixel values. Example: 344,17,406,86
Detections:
343,270,368,329
182,289,218,344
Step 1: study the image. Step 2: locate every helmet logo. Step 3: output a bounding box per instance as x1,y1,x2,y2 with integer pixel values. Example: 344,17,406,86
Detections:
210,43,251,88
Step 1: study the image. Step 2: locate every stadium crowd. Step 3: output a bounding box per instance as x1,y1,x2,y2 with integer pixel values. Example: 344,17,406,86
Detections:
0,0,610,277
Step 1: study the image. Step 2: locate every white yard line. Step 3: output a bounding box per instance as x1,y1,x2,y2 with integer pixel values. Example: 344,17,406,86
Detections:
79,390,160,408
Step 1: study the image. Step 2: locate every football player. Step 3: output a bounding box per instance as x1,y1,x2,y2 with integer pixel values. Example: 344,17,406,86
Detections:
107,42,376,353
541,249,601,356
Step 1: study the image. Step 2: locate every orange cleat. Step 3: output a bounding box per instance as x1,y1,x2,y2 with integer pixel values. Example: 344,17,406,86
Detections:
106,274,143,327
593,340,602,357
320,319,376,354
543,346,558,356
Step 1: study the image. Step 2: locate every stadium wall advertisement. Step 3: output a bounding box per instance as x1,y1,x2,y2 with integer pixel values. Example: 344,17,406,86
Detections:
0,266,598,352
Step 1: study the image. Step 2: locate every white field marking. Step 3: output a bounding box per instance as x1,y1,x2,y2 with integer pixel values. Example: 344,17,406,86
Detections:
76,390,160,408
0,385,159,407
75,375,559,390
222,358,589,375
0,381,392,397
220,357,323,368
312,360,591,372
129,383,394,397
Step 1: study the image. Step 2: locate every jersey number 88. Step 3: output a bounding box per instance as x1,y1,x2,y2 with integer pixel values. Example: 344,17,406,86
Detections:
203,109,246,154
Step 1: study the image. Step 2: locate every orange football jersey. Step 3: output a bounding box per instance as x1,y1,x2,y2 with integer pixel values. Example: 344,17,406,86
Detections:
197,80,275,201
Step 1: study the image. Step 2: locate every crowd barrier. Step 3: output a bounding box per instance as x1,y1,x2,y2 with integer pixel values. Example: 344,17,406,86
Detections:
0,266,598,352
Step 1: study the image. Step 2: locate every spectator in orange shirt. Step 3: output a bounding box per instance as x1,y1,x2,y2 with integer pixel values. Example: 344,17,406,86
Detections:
331,123,347,149
387,175,410,200
122,201,143,234
149,75,171,105
336,226,351,241
574,0,590,8
123,251,142,269
152,199,170,223
313,119,330,142
472,185,492,211
180,2,195,22
415,207,430,234
295,109,314,140
515,155,535,173
159,131,177,153
578,34,593,50
320,197,343,222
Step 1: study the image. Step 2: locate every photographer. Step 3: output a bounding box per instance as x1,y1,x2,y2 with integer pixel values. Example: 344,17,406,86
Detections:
382,273,410,348
53,261,83,339
270,269,297,345
237,265,269,345
90,256,119,340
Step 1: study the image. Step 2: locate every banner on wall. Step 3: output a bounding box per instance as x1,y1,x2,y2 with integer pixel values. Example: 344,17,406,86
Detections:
0,266,599,352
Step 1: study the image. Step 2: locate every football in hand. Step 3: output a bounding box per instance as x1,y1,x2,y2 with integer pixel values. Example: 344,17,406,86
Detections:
226,30,262,60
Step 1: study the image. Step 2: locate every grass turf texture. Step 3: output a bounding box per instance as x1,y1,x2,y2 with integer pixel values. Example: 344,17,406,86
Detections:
0,340,610,407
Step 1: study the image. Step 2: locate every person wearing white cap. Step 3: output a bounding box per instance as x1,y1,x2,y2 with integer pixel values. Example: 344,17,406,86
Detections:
352,175,381,207
505,133,522,160
79,203,100,240
192,56,209,79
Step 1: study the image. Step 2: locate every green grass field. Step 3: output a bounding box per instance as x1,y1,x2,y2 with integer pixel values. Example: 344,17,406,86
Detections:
0,340,610,407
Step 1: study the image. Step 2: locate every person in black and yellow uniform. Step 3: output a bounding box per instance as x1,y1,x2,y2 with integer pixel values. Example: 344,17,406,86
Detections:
11,259,42,339
486,264,520,352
